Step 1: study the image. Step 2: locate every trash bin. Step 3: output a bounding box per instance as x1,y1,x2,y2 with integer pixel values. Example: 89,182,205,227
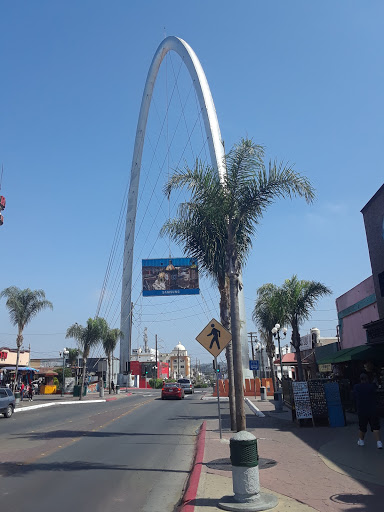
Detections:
260,386,267,401
73,385,87,397
115,385,120,394
14,391,21,405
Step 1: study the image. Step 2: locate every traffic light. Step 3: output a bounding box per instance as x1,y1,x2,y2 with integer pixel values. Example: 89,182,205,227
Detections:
213,360,220,372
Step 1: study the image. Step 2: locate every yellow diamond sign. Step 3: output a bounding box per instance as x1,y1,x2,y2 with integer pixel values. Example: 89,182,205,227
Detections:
196,318,232,357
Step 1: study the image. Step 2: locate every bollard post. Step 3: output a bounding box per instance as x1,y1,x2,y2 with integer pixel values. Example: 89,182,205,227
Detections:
99,383,104,398
218,431,278,511
273,390,283,412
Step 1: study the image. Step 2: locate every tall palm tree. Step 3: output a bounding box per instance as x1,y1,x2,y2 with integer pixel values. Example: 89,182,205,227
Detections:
66,318,106,400
161,200,237,430
0,286,53,391
280,275,332,381
165,138,315,430
253,283,285,391
102,327,123,394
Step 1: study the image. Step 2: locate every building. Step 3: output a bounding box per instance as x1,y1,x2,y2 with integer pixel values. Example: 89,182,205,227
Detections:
158,342,191,379
0,347,31,385
336,276,379,349
361,184,384,345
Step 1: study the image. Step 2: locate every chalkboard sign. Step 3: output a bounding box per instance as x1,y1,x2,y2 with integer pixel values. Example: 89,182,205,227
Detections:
308,380,328,420
292,381,313,419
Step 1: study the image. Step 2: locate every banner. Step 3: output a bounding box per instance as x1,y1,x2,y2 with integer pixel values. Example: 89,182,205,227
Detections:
142,258,199,296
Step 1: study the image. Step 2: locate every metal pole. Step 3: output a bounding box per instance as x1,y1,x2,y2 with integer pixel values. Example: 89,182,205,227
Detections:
215,357,222,439
278,332,283,391
155,334,158,381
61,352,65,397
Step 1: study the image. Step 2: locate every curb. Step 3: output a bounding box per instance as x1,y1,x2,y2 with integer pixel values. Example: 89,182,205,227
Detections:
179,421,206,512
244,397,265,417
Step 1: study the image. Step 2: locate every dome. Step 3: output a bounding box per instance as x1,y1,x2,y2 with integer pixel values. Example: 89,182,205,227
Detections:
174,342,186,352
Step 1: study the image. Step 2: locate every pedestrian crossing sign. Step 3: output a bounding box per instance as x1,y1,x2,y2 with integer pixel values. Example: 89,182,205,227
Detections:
195,318,232,357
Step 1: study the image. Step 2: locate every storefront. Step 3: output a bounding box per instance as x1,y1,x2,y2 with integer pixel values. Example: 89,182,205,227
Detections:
0,347,31,386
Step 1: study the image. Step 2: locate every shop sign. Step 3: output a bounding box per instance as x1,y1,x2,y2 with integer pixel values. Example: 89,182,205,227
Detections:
0,351,8,361
292,381,313,419
318,363,332,373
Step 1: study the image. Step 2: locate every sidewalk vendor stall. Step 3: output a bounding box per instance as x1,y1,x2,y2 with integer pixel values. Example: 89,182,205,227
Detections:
39,370,58,394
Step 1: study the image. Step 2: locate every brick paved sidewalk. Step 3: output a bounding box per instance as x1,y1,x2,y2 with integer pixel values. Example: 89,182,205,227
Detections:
192,397,384,512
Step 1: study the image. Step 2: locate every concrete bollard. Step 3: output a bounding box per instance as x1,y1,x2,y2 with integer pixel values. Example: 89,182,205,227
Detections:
218,431,278,511
273,390,283,412
99,385,104,398
260,386,267,402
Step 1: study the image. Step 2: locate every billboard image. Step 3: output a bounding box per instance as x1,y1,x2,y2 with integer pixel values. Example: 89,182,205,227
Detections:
142,257,199,296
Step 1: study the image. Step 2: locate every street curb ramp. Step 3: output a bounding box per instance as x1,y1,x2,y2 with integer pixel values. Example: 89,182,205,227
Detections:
177,421,206,512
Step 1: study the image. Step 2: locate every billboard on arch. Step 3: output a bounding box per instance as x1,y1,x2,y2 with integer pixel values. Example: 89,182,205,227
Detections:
142,257,199,296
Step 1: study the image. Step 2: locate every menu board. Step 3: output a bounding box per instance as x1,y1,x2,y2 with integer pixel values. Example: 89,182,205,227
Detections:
308,380,328,419
292,381,313,419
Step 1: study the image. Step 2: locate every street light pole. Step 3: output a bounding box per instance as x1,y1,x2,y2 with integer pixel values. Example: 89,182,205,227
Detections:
272,324,287,390
61,348,69,397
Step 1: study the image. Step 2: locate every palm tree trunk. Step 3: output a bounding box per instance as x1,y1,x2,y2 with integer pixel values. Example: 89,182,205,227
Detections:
13,332,23,393
292,322,304,381
219,279,236,431
108,354,111,394
80,358,86,401
228,255,246,432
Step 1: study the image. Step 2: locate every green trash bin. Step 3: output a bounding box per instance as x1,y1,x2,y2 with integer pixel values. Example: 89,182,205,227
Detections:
73,385,87,397
14,391,21,405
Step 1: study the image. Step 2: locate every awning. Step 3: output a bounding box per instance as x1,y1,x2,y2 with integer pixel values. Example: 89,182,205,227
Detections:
316,344,384,365
0,366,39,372
274,353,311,366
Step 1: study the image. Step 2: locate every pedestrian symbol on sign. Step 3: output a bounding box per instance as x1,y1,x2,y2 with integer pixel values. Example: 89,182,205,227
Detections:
208,323,220,350
195,318,232,357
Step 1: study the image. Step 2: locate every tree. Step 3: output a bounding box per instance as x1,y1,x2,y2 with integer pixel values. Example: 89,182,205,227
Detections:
252,283,285,391
101,326,123,394
161,192,237,430
280,275,332,381
0,286,53,391
65,318,106,400
66,348,79,372
165,138,315,430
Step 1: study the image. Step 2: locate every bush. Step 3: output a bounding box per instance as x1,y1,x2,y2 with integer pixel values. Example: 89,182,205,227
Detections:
194,382,208,388
53,377,60,388
149,378,164,389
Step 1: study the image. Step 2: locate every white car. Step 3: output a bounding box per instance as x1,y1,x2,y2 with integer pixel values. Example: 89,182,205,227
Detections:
177,378,194,394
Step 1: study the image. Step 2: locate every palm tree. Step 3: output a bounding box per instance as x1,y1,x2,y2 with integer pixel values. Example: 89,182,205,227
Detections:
253,283,285,391
66,318,106,400
165,138,315,430
280,275,332,381
101,327,123,394
161,200,237,430
0,286,53,391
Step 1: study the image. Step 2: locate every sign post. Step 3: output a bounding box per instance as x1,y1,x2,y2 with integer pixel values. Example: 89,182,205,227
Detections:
196,318,232,439
215,356,222,439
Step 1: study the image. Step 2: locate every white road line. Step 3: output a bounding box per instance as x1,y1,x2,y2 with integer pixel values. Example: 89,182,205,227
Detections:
15,400,106,412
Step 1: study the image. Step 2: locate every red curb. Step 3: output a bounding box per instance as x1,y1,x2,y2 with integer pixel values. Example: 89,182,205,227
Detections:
105,393,132,402
179,421,206,512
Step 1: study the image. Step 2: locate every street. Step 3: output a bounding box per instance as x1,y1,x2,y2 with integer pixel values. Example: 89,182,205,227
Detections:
0,391,214,512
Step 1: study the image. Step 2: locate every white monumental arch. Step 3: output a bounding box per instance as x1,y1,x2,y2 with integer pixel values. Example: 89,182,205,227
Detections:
119,36,252,383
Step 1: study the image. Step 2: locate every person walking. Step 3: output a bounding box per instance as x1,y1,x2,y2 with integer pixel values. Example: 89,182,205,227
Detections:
353,373,382,449
28,383,33,402
111,380,115,393
20,382,25,401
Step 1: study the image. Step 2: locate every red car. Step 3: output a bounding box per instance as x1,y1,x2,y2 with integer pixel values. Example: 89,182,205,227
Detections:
161,382,185,400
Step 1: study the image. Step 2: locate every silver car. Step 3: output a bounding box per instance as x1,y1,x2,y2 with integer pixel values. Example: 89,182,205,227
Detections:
0,387,15,418
177,378,194,394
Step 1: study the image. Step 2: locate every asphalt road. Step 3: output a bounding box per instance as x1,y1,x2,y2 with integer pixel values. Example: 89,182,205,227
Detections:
0,390,218,512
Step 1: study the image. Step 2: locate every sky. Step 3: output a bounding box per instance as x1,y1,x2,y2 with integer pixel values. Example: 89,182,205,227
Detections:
0,1,383,366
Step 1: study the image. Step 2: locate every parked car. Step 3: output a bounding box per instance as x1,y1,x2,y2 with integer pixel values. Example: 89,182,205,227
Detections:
177,378,194,394
161,382,184,400
0,387,16,418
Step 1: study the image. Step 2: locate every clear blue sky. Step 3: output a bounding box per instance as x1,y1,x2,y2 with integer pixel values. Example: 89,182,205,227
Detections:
1,1,383,365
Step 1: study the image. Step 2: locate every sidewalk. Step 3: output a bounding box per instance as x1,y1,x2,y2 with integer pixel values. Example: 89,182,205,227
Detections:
183,396,384,512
